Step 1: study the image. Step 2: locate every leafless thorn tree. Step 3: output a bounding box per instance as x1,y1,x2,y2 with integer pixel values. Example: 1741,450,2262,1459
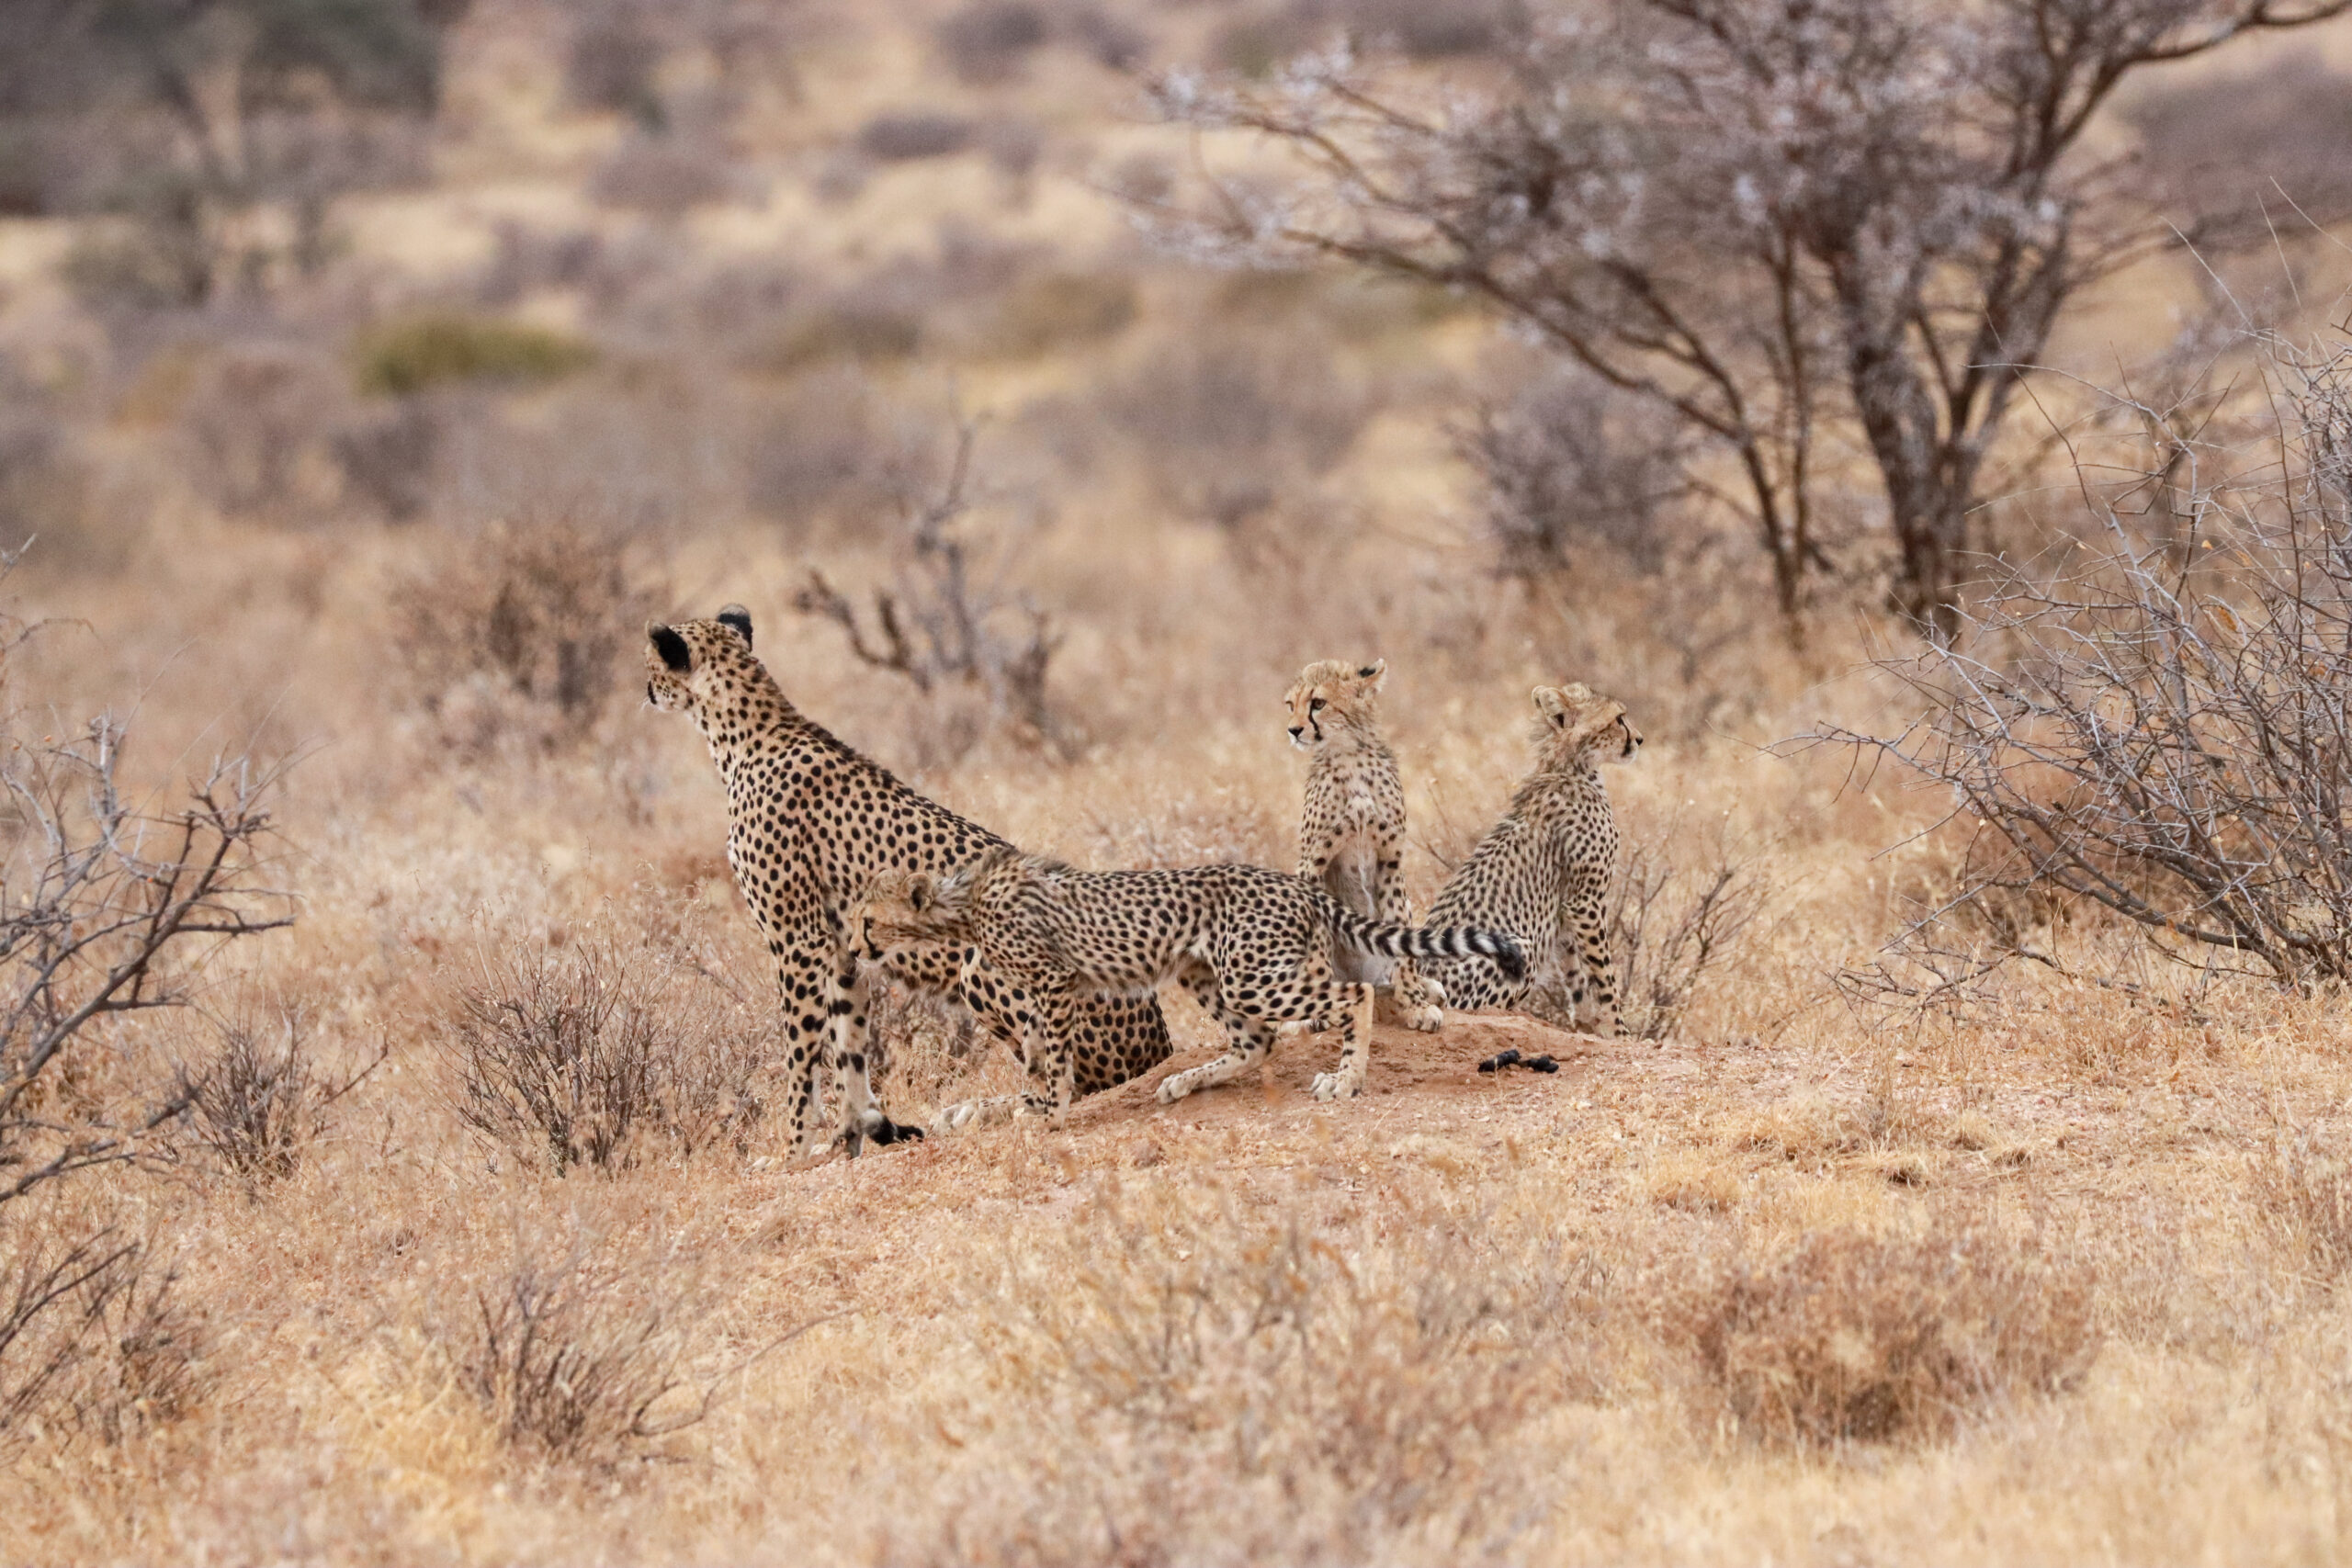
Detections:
1822,331,2352,994
793,414,1069,750
0,720,295,1204
1141,0,2351,642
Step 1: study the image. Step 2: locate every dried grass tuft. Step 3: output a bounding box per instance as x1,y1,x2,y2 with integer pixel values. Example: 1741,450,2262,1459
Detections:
1690,1217,2098,1449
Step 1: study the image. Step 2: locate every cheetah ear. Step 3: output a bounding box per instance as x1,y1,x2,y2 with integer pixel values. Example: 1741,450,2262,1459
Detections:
1532,686,1566,726
907,873,934,913
1358,658,1386,689
717,604,752,649
650,624,691,673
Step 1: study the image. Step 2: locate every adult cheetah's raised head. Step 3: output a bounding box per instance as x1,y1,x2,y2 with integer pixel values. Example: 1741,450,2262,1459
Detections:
645,604,764,724
1532,682,1642,769
1283,658,1386,749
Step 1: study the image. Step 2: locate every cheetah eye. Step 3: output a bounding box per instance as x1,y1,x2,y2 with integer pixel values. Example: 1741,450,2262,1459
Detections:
1309,698,1325,712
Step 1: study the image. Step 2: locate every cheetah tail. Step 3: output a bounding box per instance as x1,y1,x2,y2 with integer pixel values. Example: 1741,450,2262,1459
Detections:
1331,909,1528,983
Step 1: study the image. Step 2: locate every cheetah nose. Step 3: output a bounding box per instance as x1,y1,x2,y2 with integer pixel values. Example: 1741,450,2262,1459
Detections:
1287,726,1305,740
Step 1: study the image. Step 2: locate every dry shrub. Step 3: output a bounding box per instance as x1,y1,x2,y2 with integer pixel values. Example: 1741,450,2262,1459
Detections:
854,112,975,163
178,344,349,520
354,316,596,399
908,1186,1590,1562
460,1226,710,1463
1464,358,1690,581
1606,819,1765,1041
389,516,661,756
935,1,1048,83
330,397,437,522
1105,327,1372,530
0,1225,206,1450
1691,1216,2098,1449
172,1004,381,1182
2251,1128,2352,1283
444,932,770,1173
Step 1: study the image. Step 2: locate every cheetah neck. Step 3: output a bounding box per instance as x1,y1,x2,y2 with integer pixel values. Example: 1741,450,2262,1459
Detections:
1310,721,1388,763
1510,761,1603,811
694,660,814,780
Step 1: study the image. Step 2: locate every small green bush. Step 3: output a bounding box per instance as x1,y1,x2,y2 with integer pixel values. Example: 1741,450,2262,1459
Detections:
355,315,596,398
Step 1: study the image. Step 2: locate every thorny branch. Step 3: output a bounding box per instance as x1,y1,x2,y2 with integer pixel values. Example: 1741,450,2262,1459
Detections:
793,414,1068,750
1822,331,2352,998
0,704,294,1204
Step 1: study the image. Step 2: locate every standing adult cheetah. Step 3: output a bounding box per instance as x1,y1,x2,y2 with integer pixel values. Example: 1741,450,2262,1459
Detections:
644,607,1171,1156
1420,682,1642,1034
1283,659,1446,1032
849,846,1524,1117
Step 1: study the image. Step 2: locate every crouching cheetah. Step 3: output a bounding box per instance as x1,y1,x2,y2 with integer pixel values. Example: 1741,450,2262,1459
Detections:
849,847,1524,1118
1421,682,1642,1034
645,606,1171,1157
1284,659,1445,1032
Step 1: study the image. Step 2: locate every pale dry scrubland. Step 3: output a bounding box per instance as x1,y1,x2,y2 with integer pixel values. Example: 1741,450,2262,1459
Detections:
9,0,2352,1563
8,506,2352,1565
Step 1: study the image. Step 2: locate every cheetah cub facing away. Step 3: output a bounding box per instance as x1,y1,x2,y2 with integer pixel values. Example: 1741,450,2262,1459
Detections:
1421,682,1642,1035
851,848,1524,1120
1283,660,1447,1032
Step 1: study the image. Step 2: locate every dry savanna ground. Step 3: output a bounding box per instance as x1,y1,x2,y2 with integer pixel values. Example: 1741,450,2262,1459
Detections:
9,1,2352,1563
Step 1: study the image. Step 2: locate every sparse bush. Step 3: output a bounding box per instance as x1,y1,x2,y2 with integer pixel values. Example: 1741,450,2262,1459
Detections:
173,1006,381,1182
1464,361,1691,580
461,1230,707,1461
354,315,596,399
1605,820,1765,1041
388,516,660,754
1691,1218,2097,1448
563,3,665,120
0,1228,207,1450
180,344,347,520
854,112,976,163
0,671,292,1209
445,933,769,1173
929,1187,1578,1561
1105,328,1371,529
936,1,1048,83
793,416,1069,753
331,398,437,521
977,271,1137,359
1829,333,2352,990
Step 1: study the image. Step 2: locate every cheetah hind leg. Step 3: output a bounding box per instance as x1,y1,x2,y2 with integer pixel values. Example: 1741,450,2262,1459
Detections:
1154,1013,1274,1105
1378,959,1445,1033
1310,981,1376,1100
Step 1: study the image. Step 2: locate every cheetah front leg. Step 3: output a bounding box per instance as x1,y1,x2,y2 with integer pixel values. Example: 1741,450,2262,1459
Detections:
1566,892,1623,1037
1015,987,1080,1127
1374,851,1443,1032
822,945,925,1158
1309,980,1376,1100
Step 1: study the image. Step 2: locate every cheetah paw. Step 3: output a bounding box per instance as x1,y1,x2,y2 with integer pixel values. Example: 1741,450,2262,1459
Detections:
1154,1074,1195,1105
1309,1071,1363,1101
1399,1003,1443,1033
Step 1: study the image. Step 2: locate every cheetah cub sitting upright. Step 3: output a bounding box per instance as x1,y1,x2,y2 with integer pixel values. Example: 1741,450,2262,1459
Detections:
850,847,1524,1121
1420,682,1642,1035
1283,659,1447,1032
